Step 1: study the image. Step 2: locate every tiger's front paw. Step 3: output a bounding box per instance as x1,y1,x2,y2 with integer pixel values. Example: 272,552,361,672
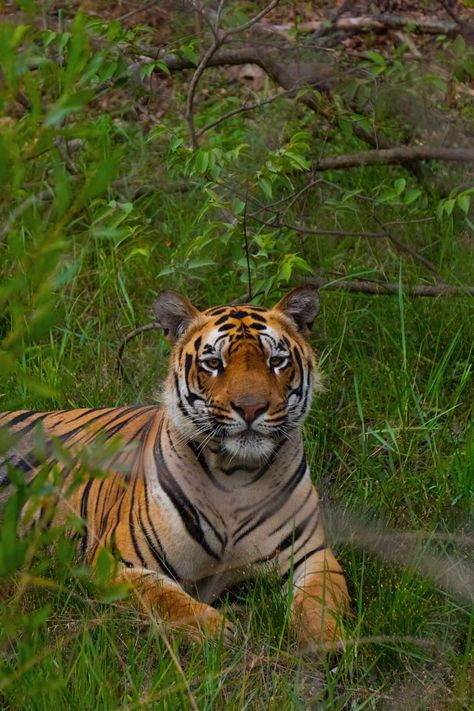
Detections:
293,601,345,656
190,605,238,647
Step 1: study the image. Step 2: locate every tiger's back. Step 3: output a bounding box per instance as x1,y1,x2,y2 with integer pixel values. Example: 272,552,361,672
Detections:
0,406,161,554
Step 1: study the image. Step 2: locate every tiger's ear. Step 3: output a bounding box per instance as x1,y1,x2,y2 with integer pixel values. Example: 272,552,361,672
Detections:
153,290,201,343
274,286,320,336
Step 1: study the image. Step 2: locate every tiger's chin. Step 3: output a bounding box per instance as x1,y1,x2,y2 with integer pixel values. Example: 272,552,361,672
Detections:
221,432,277,465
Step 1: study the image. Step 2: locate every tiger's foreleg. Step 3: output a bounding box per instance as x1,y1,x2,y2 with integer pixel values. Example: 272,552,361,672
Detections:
114,566,236,644
288,546,349,654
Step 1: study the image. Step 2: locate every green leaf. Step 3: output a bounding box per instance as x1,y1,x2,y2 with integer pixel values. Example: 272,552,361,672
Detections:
82,153,121,200
170,135,184,152
452,34,466,58
232,198,246,215
404,188,422,205
457,194,470,214
444,198,456,216
195,150,209,174
180,43,199,65
45,90,93,127
259,177,273,198
366,50,386,66
378,189,399,204
394,178,406,195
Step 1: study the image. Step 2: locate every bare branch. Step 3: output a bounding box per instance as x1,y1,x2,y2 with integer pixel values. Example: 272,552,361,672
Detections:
185,32,224,149
438,0,465,27
184,0,281,148
117,2,170,22
225,0,280,36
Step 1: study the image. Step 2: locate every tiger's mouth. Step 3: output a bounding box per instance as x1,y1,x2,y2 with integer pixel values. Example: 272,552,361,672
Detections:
228,430,261,441
219,428,280,464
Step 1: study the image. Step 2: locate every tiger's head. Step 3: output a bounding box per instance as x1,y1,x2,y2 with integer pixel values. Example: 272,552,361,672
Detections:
154,287,322,464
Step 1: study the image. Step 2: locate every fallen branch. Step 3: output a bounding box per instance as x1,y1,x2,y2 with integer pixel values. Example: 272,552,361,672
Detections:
252,13,470,39
307,277,474,297
134,45,338,96
310,146,474,172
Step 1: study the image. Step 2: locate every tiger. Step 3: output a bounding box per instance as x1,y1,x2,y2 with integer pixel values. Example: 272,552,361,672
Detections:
0,286,349,653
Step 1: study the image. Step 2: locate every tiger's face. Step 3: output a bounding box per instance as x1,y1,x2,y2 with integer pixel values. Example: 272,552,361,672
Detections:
155,287,322,464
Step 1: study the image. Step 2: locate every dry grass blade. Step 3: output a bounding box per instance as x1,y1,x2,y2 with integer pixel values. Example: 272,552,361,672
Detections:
325,505,474,605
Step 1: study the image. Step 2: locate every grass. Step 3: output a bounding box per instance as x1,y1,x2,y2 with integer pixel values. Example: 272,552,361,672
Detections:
1,232,472,709
1,6,474,709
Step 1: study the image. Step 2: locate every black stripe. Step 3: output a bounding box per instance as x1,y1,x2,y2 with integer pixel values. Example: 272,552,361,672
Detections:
188,440,228,492
278,511,314,552
79,479,94,555
234,454,307,543
59,406,140,445
281,543,327,582
269,487,313,536
214,314,230,325
142,478,180,580
248,312,267,323
291,346,304,399
66,407,101,423
4,411,38,428
129,478,147,567
220,463,259,476
155,425,220,560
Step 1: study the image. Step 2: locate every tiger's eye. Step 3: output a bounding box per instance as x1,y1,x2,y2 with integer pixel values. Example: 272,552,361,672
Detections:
270,356,285,368
206,358,221,370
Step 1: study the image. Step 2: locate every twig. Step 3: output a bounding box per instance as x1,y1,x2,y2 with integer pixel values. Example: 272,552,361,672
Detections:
372,215,442,280
438,0,464,27
249,214,387,238
196,87,296,139
243,186,252,301
117,2,170,22
117,322,161,381
307,277,474,297
225,0,279,36
229,289,265,306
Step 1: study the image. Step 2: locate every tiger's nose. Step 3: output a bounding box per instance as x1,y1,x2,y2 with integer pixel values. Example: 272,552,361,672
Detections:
231,399,269,425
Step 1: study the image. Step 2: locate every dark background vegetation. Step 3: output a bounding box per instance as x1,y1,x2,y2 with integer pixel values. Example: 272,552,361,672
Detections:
0,1,473,708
